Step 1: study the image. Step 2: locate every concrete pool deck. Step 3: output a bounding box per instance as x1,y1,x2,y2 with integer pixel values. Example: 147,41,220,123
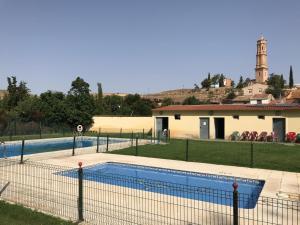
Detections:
31,151,300,200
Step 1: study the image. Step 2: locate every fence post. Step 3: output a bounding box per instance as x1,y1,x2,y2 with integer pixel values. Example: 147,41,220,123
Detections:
96,133,100,153
78,162,84,222
157,131,160,144
250,142,254,168
20,139,25,164
185,139,189,161
131,132,134,147
120,128,122,138
142,129,145,139
72,136,76,156
233,181,239,225
168,130,171,142
39,121,42,139
135,137,138,156
106,135,109,152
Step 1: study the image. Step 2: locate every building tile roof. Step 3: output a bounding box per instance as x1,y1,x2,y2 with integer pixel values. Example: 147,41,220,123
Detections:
287,89,300,99
152,104,300,112
232,96,250,102
250,94,272,100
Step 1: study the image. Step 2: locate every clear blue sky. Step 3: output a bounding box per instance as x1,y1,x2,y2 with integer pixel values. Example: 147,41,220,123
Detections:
0,0,299,94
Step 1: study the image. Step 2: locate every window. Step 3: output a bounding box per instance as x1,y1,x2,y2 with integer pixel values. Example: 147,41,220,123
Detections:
258,115,265,119
174,114,181,120
233,115,239,119
259,88,262,93
248,89,253,94
257,100,262,104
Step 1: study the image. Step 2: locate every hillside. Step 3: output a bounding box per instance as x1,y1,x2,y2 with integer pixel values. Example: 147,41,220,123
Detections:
142,87,233,104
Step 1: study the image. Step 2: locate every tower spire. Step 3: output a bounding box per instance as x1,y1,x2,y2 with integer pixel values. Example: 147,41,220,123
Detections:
255,36,268,83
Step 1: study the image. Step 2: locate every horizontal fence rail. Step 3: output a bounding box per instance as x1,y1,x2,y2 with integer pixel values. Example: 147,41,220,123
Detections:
0,158,299,225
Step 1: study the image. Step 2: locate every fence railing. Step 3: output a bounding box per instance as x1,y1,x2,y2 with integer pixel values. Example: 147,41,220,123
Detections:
0,158,299,225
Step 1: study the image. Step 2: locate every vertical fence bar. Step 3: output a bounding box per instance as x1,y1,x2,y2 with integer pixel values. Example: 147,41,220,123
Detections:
120,128,122,138
168,130,171,142
106,135,109,152
98,128,101,137
39,121,42,139
233,182,239,225
20,139,25,164
135,137,138,156
185,139,189,161
78,162,84,222
96,133,100,153
142,129,145,139
72,136,76,156
250,142,254,168
131,131,134,147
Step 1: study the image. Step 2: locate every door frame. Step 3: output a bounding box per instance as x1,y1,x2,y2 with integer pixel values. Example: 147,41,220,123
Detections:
272,118,286,142
214,117,225,139
199,117,210,139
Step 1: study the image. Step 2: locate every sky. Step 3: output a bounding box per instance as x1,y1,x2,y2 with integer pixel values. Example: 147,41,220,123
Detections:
0,0,299,94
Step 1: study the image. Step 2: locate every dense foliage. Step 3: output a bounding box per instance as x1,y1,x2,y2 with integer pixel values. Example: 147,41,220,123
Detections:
0,76,155,134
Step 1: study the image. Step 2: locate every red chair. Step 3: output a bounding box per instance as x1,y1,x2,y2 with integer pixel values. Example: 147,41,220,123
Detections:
249,131,258,141
286,132,297,142
240,131,250,141
267,132,278,142
257,131,268,141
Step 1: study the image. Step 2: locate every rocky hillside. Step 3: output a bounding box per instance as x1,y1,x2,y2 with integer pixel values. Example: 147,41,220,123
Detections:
142,87,233,104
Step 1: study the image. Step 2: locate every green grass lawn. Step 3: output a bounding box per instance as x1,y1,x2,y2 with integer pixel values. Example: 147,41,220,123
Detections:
0,201,75,225
110,139,300,172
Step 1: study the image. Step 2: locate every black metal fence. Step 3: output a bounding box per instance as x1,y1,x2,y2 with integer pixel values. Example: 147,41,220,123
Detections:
0,158,299,225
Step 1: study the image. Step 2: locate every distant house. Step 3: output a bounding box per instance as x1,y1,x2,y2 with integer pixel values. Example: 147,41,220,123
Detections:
250,94,274,104
242,83,268,96
232,96,251,104
0,90,7,100
286,89,300,104
210,78,233,88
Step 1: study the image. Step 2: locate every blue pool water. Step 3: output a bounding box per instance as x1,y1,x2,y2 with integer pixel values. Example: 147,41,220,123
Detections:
0,137,126,158
60,162,264,209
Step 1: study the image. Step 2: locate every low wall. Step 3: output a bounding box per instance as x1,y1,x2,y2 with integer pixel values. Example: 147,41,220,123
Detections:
91,116,153,133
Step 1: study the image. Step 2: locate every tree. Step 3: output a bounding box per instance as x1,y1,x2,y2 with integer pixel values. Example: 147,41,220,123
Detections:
39,91,68,127
201,73,211,89
161,98,174,106
219,74,225,87
226,90,236,100
15,95,42,123
5,76,30,110
65,77,95,130
183,96,200,105
0,110,9,136
236,76,244,89
95,83,104,114
266,73,285,98
243,78,251,87
289,66,294,88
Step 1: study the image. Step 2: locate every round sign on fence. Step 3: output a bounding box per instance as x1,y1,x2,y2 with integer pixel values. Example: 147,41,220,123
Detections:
77,125,83,132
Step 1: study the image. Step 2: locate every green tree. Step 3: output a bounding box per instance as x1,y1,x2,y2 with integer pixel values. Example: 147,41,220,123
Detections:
183,96,200,105
236,76,244,89
219,74,225,87
40,91,68,127
95,83,104,114
201,73,211,89
289,66,294,88
65,77,95,130
15,95,42,123
0,110,9,136
266,73,285,98
161,98,174,106
5,76,30,110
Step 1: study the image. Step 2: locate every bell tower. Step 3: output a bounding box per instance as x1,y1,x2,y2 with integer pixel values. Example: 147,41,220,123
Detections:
255,36,269,83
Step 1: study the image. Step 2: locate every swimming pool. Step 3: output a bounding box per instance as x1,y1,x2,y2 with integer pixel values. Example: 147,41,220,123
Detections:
60,162,264,209
0,137,127,158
